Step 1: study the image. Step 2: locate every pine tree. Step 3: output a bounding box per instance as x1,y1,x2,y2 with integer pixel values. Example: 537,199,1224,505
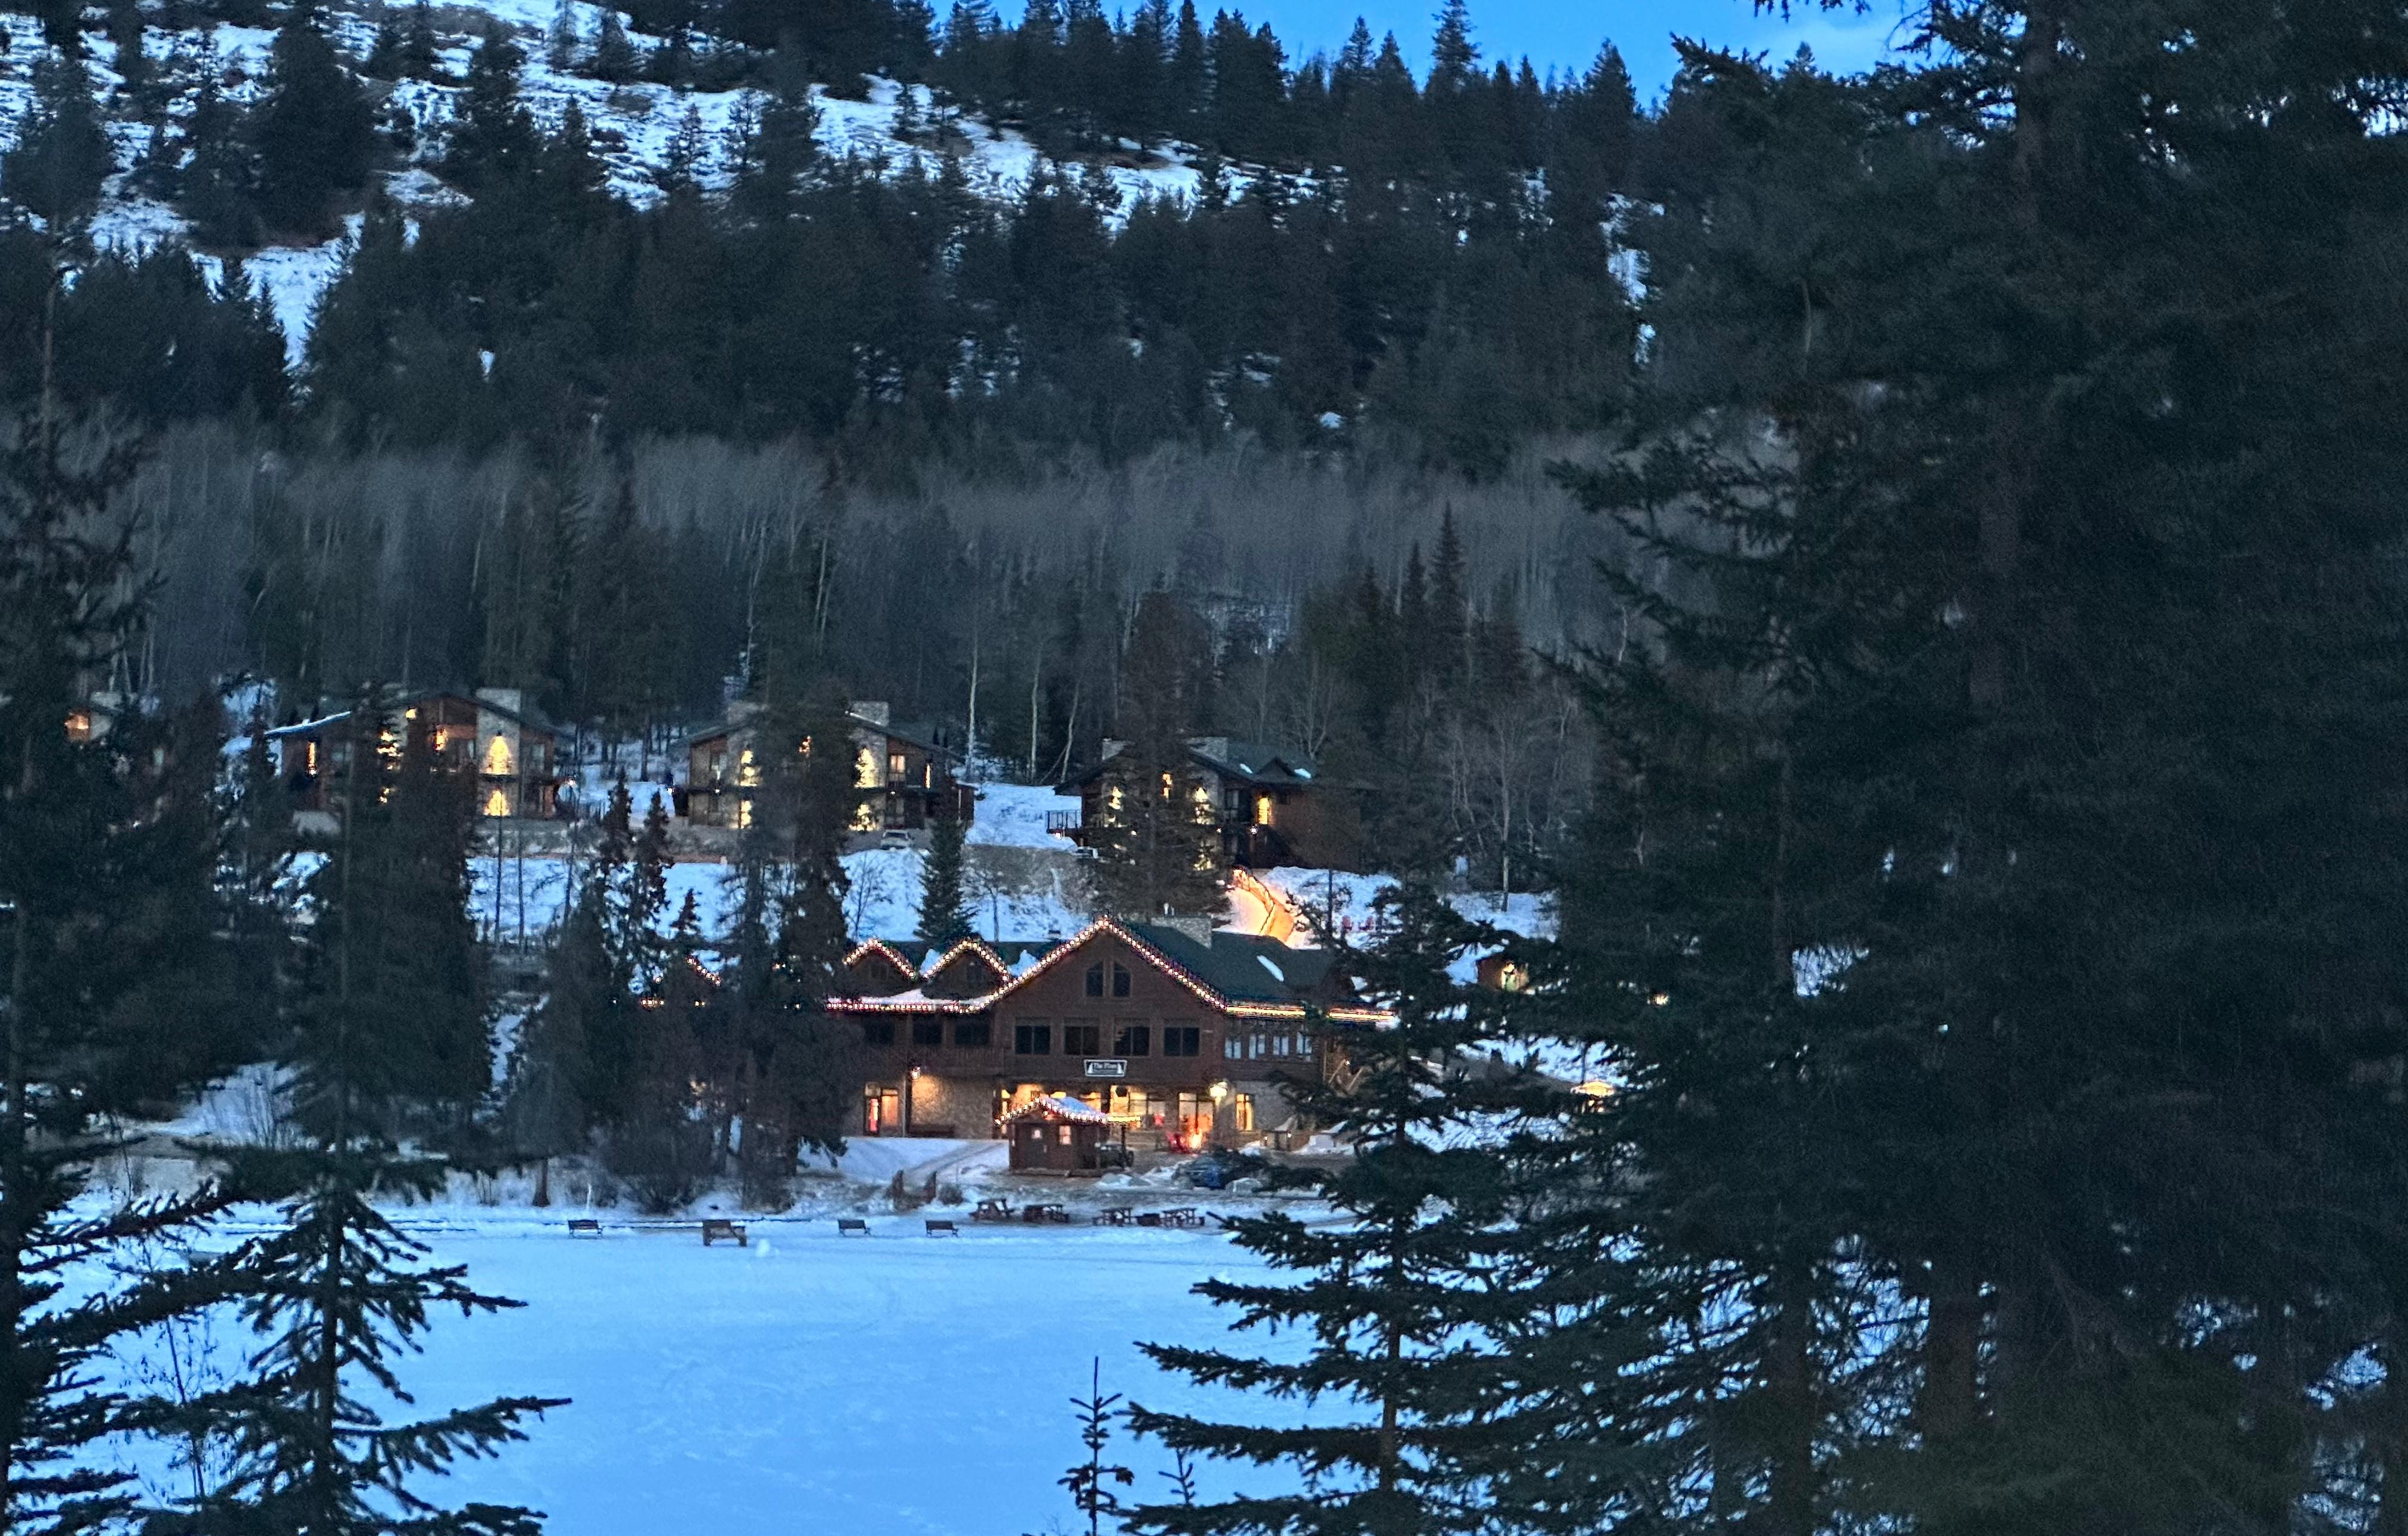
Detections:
249,2,374,237
1090,588,1223,921
1130,889,1518,1535
290,701,489,1132
399,0,442,79
191,1149,565,1534
544,0,579,72
1527,13,2408,1530
916,806,974,945
0,374,250,1535
445,25,539,190
1426,0,1473,93
1,49,116,229
590,5,637,82
179,35,261,248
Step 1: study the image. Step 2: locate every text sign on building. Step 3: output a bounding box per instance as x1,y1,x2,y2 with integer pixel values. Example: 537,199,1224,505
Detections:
1083,1059,1128,1079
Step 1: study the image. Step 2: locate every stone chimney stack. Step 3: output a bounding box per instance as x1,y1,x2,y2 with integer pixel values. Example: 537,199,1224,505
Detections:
475,687,524,716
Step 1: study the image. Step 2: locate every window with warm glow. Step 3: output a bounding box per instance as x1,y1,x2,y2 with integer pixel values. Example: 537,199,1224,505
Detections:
856,747,880,789
1254,794,1274,825
483,788,511,817
889,751,906,781
65,710,94,742
738,748,760,787
483,734,513,776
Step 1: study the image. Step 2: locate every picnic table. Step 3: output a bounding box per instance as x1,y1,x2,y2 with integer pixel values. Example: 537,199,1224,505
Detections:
836,1217,871,1237
1022,1203,1070,1225
1095,1206,1133,1226
1159,1207,1208,1229
971,1199,1013,1223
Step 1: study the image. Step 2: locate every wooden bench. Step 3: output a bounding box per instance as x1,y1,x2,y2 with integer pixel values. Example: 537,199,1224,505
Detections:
1095,1206,1133,1226
565,1218,601,1238
835,1217,871,1237
970,1200,1012,1223
701,1219,748,1247
924,1219,959,1237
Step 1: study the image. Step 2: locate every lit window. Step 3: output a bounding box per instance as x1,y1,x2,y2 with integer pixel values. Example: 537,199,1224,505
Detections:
889,751,906,781
484,788,511,817
483,735,512,775
738,748,760,788
1254,794,1273,826
856,747,880,789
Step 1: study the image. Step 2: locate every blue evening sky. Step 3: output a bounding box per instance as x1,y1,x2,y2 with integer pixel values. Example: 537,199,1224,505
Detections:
1028,1,1916,100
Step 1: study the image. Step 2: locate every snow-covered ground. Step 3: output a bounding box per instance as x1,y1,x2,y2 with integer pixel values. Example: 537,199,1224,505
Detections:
103,1205,1304,1532
7,0,1251,371
964,781,1079,849
1255,867,1557,952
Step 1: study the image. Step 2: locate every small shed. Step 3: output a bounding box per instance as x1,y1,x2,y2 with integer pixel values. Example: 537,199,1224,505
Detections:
1005,1094,1113,1174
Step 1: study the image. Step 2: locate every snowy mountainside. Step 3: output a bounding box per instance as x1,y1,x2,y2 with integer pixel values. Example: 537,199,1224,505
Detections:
1,0,1231,365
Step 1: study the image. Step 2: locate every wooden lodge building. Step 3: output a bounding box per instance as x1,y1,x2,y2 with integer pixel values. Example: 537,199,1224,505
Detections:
267,688,563,827
1058,738,1364,871
685,700,972,844
831,918,1387,1151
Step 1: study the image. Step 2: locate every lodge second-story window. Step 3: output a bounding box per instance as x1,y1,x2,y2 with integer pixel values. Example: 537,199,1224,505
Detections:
955,1020,991,1049
1015,1023,1052,1055
862,1019,896,1047
912,1020,944,1047
1085,965,1105,998
1114,1023,1150,1057
889,751,906,782
1163,1026,1201,1058
1112,964,1131,998
1063,1023,1101,1056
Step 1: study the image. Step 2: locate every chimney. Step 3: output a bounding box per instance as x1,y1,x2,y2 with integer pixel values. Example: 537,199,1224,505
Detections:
851,700,891,727
476,687,523,716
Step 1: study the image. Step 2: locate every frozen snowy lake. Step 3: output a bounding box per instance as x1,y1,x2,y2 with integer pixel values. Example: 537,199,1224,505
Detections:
126,1211,1294,1534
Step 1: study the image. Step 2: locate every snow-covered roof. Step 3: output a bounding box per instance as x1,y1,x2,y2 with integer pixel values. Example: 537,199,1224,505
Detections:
1003,1094,1113,1125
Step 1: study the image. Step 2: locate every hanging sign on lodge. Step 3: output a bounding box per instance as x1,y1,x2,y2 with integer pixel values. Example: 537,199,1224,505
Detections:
1083,1058,1128,1078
